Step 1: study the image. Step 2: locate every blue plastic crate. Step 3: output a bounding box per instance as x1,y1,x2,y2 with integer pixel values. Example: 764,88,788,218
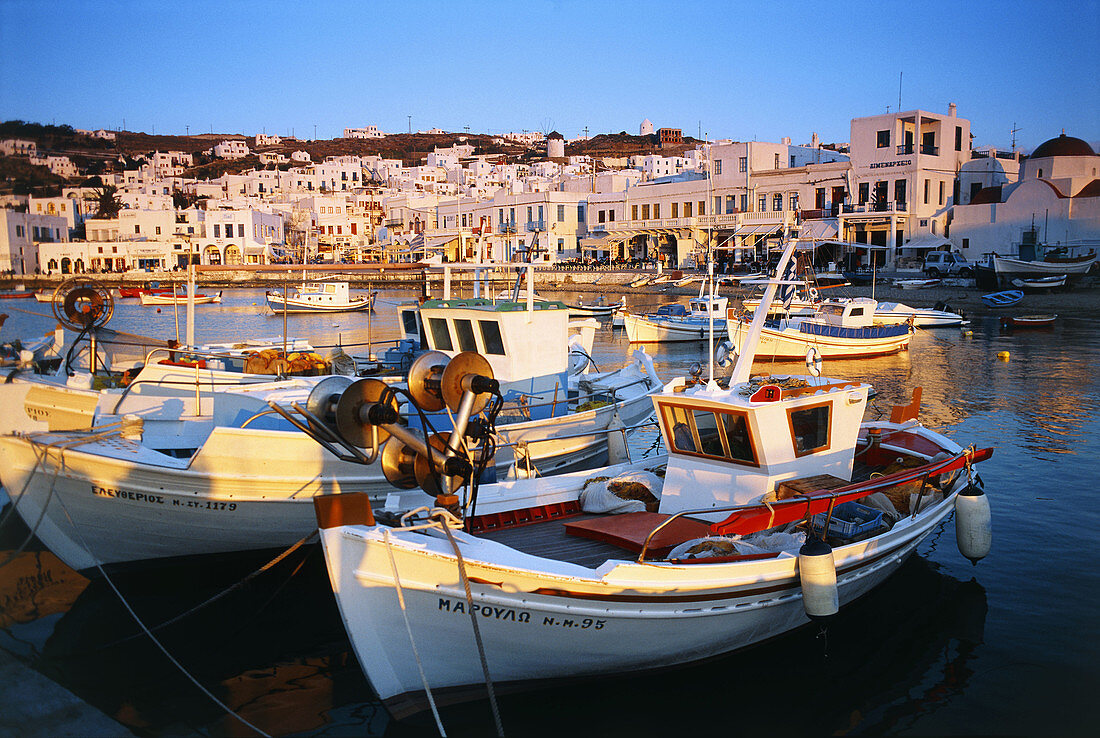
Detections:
809,501,886,542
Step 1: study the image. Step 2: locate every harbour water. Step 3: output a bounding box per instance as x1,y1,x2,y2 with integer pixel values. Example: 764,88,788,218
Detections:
1,287,1098,736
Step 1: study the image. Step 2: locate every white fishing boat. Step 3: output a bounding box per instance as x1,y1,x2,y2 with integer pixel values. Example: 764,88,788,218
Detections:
565,296,624,318
896,278,941,290
265,280,372,313
140,290,222,306
741,286,820,318
0,277,662,574
308,235,994,723
872,301,967,328
623,282,729,343
728,297,913,360
1011,274,1066,292
992,251,1095,277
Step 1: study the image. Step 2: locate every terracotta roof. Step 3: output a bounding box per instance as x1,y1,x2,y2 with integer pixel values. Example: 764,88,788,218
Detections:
1030,133,1096,159
1076,179,1100,198
970,185,1002,204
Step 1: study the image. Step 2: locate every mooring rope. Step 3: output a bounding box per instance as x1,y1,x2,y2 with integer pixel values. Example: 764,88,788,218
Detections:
382,526,448,737
439,517,505,738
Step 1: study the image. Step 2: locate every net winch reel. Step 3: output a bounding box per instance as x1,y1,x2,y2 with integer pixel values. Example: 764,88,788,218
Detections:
266,350,500,502
52,277,114,374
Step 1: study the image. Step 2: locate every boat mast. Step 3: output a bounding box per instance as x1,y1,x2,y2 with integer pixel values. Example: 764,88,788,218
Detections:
729,224,799,385
185,235,195,347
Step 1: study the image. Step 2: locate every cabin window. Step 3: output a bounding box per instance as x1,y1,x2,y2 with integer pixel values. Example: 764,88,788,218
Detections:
787,402,831,456
428,318,453,351
660,402,757,466
454,319,477,352
850,307,864,316
400,310,419,336
478,320,505,355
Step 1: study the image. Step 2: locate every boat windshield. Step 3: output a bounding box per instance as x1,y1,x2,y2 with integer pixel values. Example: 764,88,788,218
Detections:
659,401,758,466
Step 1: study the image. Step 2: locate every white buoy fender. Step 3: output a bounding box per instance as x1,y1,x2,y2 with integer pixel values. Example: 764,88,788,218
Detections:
955,485,992,564
798,537,838,619
606,410,628,465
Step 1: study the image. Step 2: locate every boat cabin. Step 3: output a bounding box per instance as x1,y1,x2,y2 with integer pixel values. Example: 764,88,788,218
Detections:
652,375,869,520
687,294,729,317
816,297,878,328
399,297,572,417
292,281,354,306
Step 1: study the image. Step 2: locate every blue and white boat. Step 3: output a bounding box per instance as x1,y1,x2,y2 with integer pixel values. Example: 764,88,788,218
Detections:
980,290,1024,308
622,290,729,343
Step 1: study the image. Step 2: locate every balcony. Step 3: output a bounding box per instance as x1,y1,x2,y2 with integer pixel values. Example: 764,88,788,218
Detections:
896,144,914,155
920,144,939,156
384,218,404,227
525,219,545,232
499,221,517,234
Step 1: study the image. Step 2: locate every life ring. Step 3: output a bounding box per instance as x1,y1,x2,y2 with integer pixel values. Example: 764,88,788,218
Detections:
805,346,823,377
808,287,820,301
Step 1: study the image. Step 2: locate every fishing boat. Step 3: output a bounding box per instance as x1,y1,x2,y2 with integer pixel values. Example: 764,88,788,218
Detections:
0,280,662,573
1011,275,1066,292
992,251,1095,277
1001,314,1057,330
672,275,698,287
565,296,624,318
896,278,941,290
627,275,653,288
622,292,729,343
728,297,913,360
308,235,993,722
118,282,174,298
0,288,34,299
872,301,967,328
980,290,1024,308
140,290,222,305
265,280,372,313
33,290,61,303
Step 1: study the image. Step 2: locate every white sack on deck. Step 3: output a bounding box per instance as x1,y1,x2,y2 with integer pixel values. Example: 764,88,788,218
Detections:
580,470,664,514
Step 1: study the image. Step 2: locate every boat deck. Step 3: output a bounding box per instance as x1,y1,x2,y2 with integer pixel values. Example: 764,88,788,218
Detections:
476,513,631,568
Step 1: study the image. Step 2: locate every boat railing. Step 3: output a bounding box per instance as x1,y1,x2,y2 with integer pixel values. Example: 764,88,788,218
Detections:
636,446,988,562
110,346,307,415
493,418,658,452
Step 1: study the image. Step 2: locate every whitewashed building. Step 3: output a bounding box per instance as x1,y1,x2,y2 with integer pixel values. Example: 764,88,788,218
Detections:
344,126,384,139
0,209,68,274
949,133,1100,259
212,139,250,159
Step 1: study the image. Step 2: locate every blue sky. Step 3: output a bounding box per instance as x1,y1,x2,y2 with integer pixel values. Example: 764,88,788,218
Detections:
1,0,1097,152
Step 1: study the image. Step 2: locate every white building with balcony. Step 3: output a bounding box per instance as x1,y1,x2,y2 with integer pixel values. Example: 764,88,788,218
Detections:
841,103,972,266
344,126,384,139
0,209,68,274
212,139,250,159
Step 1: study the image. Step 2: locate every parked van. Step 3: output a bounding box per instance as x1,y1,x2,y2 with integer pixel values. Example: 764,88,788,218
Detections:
923,251,973,277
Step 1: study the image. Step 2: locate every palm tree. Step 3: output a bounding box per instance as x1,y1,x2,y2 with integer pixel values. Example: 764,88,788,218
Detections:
92,184,122,218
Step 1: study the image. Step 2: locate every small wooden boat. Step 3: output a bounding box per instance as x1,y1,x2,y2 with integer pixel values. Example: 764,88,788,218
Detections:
896,278,941,290
566,296,624,318
980,290,1024,308
628,275,653,288
140,290,223,306
1011,275,1066,292
0,289,34,299
1001,314,1057,330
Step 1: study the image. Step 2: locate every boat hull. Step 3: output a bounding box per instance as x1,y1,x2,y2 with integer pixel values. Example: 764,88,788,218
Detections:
140,291,222,305
623,313,727,343
320,482,960,718
0,371,658,572
728,320,912,360
265,294,373,313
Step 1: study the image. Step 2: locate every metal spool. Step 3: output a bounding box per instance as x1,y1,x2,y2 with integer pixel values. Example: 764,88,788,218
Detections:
334,378,399,450
52,277,114,330
305,375,354,423
413,432,452,496
380,437,420,489
441,351,494,414
406,350,450,411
